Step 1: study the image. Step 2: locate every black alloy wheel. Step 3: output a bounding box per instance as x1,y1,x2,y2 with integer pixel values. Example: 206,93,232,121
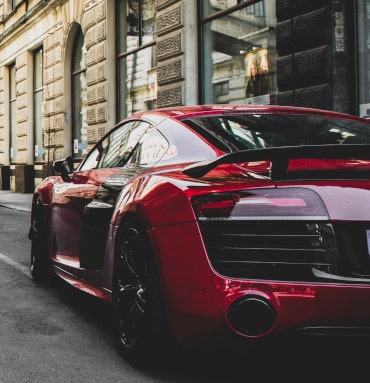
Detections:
113,218,170,361
29,196,50,282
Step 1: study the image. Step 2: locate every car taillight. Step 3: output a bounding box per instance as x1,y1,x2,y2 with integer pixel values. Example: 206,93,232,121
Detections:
191,188,329,220
192,193,240,217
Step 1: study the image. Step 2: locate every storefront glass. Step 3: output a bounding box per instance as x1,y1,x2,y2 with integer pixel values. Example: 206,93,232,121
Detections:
200,0,276,105
358,0,370,117
117,0,157,120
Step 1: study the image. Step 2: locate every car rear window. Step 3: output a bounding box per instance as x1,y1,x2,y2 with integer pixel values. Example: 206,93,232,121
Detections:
181,114,370,152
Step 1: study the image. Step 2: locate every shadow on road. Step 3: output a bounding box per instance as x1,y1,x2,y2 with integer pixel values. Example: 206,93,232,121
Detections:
47,277,369,381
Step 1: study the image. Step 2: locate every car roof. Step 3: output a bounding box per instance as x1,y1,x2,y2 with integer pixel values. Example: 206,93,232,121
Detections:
128,104,369,122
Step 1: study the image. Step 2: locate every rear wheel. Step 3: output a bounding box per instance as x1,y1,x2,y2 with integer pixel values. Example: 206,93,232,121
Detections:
29,197,50,282
112,218,171,362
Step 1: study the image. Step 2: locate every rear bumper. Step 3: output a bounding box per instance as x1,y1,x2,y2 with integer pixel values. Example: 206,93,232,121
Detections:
150,222,370,346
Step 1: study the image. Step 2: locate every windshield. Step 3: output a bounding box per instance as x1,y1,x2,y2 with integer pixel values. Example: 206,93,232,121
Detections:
182,113,370,153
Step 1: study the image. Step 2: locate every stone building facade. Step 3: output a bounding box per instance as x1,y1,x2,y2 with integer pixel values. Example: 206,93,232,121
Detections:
275,0,354,113
0,0,363,192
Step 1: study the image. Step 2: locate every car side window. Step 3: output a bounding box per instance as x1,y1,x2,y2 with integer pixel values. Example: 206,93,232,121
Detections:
78,147,100,171
78,120,153,171
96,120,152,169
127,129,170,167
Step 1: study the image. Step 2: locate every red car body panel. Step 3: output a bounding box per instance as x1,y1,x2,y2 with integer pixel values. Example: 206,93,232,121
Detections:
147,180,370,344
30,105,370,350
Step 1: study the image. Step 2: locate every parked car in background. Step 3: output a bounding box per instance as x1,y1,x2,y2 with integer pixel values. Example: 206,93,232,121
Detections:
29,104,370,361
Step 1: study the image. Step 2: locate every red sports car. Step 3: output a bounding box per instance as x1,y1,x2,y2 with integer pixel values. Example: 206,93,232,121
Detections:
29,104,370,360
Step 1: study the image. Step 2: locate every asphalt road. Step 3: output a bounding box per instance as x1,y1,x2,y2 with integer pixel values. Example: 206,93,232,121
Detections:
0,190,32,212
0,192,369,381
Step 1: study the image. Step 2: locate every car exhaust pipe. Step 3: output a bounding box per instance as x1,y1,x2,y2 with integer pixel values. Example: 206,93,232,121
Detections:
228,295,276,337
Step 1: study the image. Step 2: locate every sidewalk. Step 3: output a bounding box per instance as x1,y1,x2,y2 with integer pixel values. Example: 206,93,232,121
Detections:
0,190,32,212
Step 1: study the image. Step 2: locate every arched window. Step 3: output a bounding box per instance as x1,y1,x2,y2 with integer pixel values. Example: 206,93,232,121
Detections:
71,26,87,160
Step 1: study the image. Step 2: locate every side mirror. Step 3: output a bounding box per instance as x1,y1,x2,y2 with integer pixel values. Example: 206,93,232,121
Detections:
53,156,74,182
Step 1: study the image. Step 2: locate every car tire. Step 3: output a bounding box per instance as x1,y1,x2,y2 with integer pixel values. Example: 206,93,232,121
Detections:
113,217,172,362
29,196,50,282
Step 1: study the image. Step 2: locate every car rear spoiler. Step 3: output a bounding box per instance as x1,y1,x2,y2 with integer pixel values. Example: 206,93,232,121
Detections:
182,144,370,180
